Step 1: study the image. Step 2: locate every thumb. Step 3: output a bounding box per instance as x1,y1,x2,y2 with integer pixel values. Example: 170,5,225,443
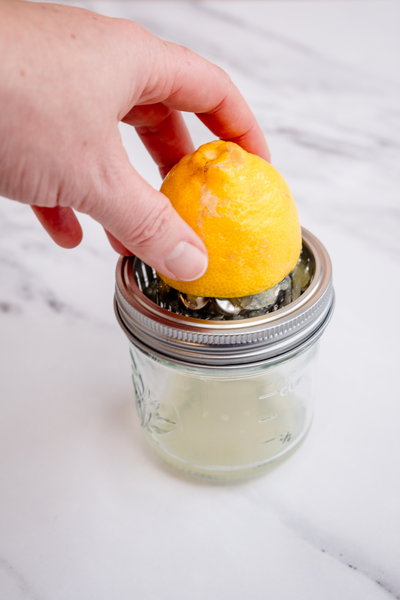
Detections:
89,165,208,282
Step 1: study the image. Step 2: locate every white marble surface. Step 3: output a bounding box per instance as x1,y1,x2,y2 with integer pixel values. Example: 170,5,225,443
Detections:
1,1,400,598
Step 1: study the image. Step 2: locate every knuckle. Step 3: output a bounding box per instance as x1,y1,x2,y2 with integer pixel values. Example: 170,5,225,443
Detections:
129,194,173,248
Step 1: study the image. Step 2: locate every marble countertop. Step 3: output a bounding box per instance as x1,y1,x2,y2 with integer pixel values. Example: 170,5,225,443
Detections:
1,1,400,598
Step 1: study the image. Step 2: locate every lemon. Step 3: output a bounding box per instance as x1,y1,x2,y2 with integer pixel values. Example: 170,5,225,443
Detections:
160,140,301,298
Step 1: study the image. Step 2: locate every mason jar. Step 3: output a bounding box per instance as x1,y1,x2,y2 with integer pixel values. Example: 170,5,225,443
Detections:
114,228,334,481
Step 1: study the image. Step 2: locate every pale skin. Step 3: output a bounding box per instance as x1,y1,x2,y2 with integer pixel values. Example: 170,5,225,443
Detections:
0,0,270,282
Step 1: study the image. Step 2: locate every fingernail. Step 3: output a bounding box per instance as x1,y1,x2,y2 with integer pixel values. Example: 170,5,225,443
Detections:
165,241,208,281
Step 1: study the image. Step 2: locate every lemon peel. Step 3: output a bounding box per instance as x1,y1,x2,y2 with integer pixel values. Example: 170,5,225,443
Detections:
160,140,301,298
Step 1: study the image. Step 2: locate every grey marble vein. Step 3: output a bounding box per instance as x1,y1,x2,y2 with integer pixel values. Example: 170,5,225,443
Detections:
0,554,45,600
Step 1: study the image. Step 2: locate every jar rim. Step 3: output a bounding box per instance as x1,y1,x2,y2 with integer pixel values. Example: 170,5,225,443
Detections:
114,228,334,366
115,294,334,370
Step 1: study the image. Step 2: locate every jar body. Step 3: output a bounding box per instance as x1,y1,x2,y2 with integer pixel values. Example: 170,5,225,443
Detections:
129,341,319,481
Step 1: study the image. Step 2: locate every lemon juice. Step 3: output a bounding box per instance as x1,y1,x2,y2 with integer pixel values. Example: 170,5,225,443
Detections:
130,342,317,480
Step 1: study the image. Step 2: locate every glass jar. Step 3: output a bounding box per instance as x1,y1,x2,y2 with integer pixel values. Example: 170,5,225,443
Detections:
115,228,334,481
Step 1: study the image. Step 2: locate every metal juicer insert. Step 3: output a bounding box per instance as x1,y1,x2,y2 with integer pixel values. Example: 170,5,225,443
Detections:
132,245,314,322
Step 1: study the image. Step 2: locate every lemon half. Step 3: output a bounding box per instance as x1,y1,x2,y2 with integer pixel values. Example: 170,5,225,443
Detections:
160,140,301,298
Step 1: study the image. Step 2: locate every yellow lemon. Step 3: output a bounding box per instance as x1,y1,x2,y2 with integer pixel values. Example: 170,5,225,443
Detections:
160,140,301,298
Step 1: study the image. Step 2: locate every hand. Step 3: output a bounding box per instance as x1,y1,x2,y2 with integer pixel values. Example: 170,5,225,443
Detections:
0,1,270,281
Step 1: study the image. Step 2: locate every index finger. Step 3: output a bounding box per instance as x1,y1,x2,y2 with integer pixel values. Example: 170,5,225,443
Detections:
196,82,270,161
132,37,270,162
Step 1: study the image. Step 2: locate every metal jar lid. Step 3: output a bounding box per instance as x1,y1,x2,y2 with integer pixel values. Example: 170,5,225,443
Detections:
114,228,334,367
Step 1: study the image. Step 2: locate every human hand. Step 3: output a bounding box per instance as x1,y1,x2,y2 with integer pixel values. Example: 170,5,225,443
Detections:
0,1,270,282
